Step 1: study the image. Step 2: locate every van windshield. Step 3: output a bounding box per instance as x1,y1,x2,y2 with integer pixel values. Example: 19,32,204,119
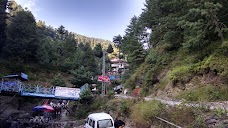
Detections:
97,119,113,128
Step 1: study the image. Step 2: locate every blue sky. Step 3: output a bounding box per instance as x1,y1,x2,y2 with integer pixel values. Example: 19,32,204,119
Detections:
15,0,145,40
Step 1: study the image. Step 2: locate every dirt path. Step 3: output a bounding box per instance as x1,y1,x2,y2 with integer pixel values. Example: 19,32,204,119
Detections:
115,94,228,110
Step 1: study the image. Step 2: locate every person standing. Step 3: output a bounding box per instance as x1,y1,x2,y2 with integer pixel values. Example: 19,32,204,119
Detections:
114,120,125,128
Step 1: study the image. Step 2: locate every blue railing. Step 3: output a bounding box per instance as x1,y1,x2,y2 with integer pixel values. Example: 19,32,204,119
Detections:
0,82,82,100
20,84,56,98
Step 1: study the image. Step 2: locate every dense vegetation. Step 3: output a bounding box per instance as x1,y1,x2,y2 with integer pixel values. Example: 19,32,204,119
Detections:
117,0,228,100
0,0,115,88
1,0,228,127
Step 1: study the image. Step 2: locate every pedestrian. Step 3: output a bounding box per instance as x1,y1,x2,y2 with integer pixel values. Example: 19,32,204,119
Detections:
114,120,125,128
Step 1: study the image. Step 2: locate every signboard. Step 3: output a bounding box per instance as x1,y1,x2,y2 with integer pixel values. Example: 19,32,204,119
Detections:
55,86,80,99
98,75,110,83
109,75,115,81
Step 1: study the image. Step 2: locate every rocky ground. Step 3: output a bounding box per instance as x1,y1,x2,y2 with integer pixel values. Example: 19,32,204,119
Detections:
0,96,84,128
115,94,228,128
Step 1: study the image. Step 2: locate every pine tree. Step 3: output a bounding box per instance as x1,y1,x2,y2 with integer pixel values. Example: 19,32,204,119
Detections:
57,25,65,40
4,10,38,62
106,44,114,53
93,43,103,58
0,0,7,53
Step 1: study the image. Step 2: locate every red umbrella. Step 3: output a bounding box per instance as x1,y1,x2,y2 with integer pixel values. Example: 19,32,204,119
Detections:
32,105,46,112
42,105,54,112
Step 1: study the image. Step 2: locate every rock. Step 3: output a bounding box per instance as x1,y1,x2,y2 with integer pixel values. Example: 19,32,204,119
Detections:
206,119,218,124
223,120,228,124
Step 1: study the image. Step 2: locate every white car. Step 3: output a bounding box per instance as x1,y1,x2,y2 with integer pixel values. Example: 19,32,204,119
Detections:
84,112,114,128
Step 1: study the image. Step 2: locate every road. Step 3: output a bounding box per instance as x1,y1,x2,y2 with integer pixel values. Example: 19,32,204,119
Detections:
115,94,228,110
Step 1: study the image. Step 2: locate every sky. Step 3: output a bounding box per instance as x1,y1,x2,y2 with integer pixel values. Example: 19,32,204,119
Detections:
14,0,146,41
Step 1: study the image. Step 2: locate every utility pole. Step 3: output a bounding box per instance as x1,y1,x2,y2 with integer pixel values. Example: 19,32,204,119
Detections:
101,50,106,96
118,46,121,80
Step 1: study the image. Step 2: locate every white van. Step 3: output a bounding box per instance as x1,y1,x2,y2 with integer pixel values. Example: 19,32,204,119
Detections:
84,112,114,128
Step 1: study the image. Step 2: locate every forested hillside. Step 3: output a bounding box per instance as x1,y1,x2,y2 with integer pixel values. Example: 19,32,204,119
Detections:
0,0,115,88
119,0,228,101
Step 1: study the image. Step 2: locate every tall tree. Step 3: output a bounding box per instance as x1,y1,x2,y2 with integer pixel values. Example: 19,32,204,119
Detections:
141,0,228,50
113,35,122,59
93,43,103,58
106,44,114,53
57,25,65,40
4,10,38,62
36,38,52,65
83,43,97,73
0,0,7,53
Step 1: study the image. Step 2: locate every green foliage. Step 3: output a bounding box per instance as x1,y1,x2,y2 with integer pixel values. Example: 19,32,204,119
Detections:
178,85,228,101
51,73,65,87
57,25,65,40
0,0,7,52
199,41,228,79
193,115,207,128
75,106,88,119
4,10,38,61
93,43,103,58
131,100,164,125
119,16,146,71
90,97,109,111
119,100,133,116
106,44,114,53
214,107,226,117
167,65,193,85
106,90,115,99
69,67,93,87
36,38,52,65
80,88,93,105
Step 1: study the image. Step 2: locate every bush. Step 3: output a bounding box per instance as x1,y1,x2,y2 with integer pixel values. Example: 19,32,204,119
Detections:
119,100,133,116
51,73,65,86
76,105,89,119
167,65,193,85
80,89,93,105
131,100,164,126
191,114,207,128
91,97,109,110
177,85,228,101
197,41,228,80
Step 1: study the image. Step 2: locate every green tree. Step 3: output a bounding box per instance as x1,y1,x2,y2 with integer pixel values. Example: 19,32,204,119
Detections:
62,37,77,57
69,67,93,87
119,16,146,71
0,0,8,53
51,74,66,87
78,42,85,51
36,38,52,65
113,35,122,59
106,44,114,53
57,25,65,40
80,88,93,105
123,36,145,70
83,43,97,73
4,10,38,62
93,43,103,58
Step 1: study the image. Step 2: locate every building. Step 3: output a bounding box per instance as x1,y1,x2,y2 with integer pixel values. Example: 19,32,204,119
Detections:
109,58,129,80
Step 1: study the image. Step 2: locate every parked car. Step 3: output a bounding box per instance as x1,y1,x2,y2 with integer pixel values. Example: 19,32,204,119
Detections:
84,112,114,128
113,85,123,94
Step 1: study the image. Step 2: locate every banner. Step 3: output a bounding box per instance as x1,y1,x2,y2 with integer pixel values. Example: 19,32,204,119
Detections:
98,75,110,83
55,86,80,99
